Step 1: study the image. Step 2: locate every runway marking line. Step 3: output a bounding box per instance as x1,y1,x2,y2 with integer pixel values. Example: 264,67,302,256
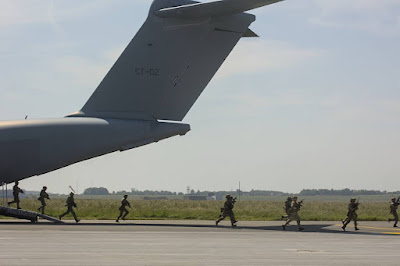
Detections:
335,224,400,234
335,224,400,231
357,225,400,231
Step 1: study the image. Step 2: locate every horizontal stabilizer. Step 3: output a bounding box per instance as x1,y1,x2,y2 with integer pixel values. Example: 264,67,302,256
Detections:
243,28,259,37
155,0,284,18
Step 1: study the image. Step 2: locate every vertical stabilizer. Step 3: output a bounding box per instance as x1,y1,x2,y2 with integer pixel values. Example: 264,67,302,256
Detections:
74,0,282,121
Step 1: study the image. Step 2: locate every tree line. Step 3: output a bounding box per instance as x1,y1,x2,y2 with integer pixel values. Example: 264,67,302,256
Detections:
82,187,400,196
299,189,400,196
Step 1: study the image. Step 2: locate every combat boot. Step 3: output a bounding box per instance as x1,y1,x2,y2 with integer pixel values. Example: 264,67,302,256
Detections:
282,225,286,231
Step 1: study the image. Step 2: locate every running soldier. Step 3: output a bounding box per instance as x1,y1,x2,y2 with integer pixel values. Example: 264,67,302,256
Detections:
389,197,399,227
216,195,237,228
116,195,131,222
59,192,80,223
282,196,304,231
7,181,24,209
342,198,359,231
281,196,292,220
37,186,50,214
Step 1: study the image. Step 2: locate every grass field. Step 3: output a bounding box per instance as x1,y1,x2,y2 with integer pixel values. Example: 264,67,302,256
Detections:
33,194,398,202
0,197,394,221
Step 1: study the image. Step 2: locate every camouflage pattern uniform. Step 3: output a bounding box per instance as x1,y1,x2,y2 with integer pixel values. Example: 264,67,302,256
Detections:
116,195,131,222
216,195,237,228
7,181,24,209
342,198,359,231
281,197,292,220
59,192,79,222
282,196,304,231
389,198,399,227
37,186,50,214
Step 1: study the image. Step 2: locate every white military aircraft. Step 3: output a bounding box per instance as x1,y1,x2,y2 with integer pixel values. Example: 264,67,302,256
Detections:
0,0,284,184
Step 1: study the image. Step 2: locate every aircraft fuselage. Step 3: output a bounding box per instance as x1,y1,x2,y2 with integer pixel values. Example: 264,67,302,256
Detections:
0,118,189,184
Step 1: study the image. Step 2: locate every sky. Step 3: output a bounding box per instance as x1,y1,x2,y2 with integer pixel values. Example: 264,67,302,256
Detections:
0,0,400,194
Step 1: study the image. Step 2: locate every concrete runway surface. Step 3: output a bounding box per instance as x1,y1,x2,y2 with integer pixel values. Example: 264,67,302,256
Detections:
0,220,399,265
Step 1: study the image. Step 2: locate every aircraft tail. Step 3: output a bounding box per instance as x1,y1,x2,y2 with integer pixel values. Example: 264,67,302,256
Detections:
155,0,284,18
70,0,283,121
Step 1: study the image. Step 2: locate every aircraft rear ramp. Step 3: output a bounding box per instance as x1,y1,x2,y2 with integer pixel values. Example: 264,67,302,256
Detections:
0,206,64,223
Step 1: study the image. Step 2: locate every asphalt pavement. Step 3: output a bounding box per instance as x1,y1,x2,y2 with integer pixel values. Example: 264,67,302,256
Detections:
0,220,399,265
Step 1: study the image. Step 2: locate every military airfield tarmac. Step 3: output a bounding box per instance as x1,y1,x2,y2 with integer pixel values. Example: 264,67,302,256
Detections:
0,220,399,265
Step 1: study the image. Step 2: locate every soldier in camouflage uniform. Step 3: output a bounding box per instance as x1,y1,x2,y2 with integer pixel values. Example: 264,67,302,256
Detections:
7,181,24,209
342,198,359,231
388,197,399,227
37,186,50,214
116,195,131,222
281,196,292,220
282,196,304,231
216,195,237,228
59,192,80,223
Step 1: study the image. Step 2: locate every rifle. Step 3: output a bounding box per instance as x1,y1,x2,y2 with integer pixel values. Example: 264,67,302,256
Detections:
354,198,360,210
232,197,237,205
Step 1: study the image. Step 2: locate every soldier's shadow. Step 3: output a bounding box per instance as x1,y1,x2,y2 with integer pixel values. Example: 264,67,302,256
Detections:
234,224,371,235
74,222,399,236
0,220,395,236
